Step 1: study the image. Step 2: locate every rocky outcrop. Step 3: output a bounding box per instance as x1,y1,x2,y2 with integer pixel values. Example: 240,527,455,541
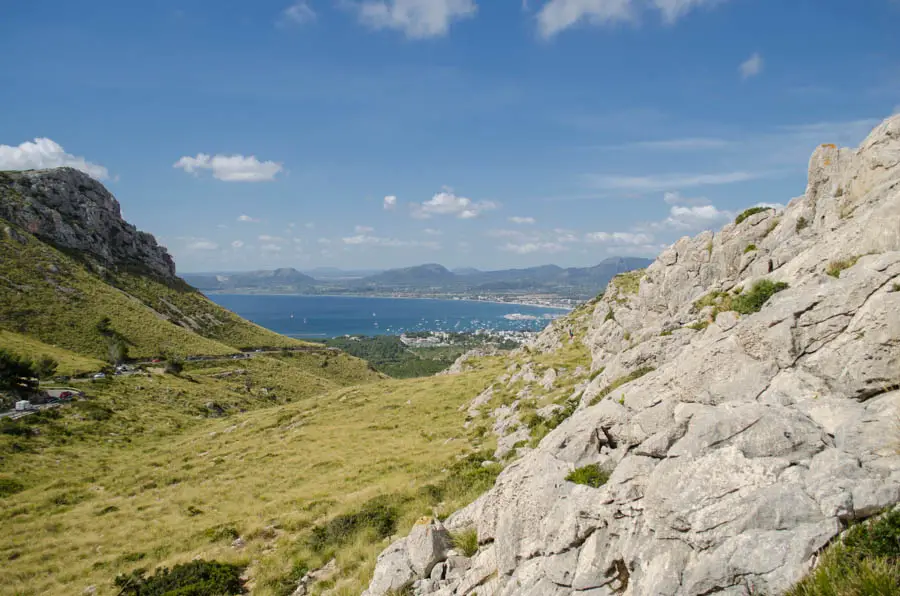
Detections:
365,116,900,595
0,167,176,279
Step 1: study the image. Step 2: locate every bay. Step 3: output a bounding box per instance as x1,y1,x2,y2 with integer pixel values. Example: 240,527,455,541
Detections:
207,294,568,338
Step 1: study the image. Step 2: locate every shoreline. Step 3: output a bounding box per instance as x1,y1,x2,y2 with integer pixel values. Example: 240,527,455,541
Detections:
203,291,576,312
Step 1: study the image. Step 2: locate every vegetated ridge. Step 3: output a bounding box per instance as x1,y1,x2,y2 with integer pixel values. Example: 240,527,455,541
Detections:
360,116,900,594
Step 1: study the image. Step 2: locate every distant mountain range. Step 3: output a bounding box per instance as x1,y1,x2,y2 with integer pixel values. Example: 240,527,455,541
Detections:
182,257,653,299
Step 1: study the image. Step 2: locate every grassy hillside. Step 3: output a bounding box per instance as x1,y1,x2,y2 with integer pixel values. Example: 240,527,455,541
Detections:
0,353,503,596
0,330,104,377
0,222,302,359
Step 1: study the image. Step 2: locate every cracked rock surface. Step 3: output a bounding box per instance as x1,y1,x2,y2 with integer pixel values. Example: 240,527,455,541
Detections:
364,116,900,595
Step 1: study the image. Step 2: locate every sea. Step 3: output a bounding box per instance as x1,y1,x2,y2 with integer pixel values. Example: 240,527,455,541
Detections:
207,294,568,339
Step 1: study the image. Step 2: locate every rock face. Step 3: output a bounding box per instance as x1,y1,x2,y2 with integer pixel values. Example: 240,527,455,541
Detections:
364,116,900,595
0,168,176,279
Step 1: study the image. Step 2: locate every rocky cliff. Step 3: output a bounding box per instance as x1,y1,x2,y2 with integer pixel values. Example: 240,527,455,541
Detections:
363,115,900,595
0,167,176,280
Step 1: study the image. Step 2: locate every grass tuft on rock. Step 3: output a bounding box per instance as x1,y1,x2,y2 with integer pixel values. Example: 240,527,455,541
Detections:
589,367,655,406
451,528,479,557
731,280,789,314
786,508,900,596
565,465,609,488
826,256,861,279
734,206,770,225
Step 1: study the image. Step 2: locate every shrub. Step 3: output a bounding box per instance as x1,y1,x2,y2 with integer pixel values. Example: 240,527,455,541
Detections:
731,280,789,315
588,367,605,382
734,206,770,225
451,528,479,557
796,216,809,232
34,355,58,380
687,320,709,331
164,358,184,375
308,495,402,553
565,465,610,488
589,367,655,406
786,509,900,596
744,244,757,254
604,308,615,322
659,330,673,337
0,477,25,497
0,348,38,392
826,256,860,278
204,525,239,543
114,560,245,595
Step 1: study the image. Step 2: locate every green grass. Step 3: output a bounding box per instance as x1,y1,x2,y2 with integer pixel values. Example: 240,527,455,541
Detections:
744,244,758,254
796,216,810,232
659,330,673,337
565,465,609,488
0,330,104,377
734,206,771,225
826,256,861,279
604,307,615,322
589,367,655,406
114,560,245,596
786,509,900,596
687,320,710,331
0,220,303,359
731,280,789,314
610,270,644,295
451,528,479,557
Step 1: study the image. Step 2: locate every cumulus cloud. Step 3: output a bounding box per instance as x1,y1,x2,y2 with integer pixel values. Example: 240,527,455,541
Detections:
187,240,219,251
342,234,440,249
509,216,536,224
356,0,477,38
740,52,763,79
354,225,375,233
662,204,732,230
584,231,654,245
383,195,398,210
536,0,727,37
0,138,109,180
282,1,316,24
501,242,568,255
231,240,245,249
411,189,498,219
237,214,260,223
174,153,283,182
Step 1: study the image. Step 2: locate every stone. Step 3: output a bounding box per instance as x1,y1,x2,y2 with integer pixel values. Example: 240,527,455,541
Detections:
406,518,452,577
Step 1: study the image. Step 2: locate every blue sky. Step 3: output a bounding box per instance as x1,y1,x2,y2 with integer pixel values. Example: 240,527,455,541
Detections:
1,0,897,273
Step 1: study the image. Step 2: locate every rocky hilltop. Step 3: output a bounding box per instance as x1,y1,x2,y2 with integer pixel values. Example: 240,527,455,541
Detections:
363,116,900,595
0,167,176,279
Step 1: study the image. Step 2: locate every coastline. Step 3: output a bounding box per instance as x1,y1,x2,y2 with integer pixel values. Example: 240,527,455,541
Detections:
201,291,576,312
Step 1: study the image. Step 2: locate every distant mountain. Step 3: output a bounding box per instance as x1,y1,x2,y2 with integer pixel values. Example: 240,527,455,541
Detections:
452,267,482,276
183,267,316,292
360,263,455,286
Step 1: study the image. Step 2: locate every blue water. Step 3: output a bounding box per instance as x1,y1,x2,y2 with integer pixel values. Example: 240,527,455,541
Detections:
207,294,567,338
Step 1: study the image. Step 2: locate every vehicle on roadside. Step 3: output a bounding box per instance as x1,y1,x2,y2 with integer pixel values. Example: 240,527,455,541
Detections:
92,372,106,379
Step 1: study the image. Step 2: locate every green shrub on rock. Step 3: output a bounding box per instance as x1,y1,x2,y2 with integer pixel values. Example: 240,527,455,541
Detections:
731,280,789,314
565,465,609,488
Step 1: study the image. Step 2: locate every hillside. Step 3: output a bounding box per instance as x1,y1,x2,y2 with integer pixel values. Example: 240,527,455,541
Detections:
184,267,318,293
361,118,900,594
0,168,303,358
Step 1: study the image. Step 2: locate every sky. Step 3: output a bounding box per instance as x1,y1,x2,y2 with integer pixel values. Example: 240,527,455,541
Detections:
0,0,898,273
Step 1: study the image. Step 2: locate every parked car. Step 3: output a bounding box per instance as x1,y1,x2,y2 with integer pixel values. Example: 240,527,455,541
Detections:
93,373,106,379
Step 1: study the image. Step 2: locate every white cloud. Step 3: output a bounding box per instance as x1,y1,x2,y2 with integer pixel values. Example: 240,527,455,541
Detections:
537,0,634,38
554,228,580,243
356,0,477,38
423,228,443,235
509,216,536,224
237,214,260,223
663,191,710,206
187,240,219,251
341,234,440,249
501,242,568,255
259,234,287,243
536,0,727,37
0,138,109,180
584,231,654,245
231,240,245,249
662,204,732,230
383,195,398,210
589,170,762,192
354,225,375,233
174,153,283,182
282,1,316,24
740,52,763,79
411,189,498,219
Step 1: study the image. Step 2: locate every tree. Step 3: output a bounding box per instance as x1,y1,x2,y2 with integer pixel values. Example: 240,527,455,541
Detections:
34,355,58,380
164,358,183,375
96,317,113,337
0,349,37,392
107,337,129,365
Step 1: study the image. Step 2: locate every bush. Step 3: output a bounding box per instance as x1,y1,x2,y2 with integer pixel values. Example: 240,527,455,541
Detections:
0,348,38,392
164,358,184,375
34,355,58,380
734,206,770,225
826,256,860,279
114,560,245,595
786,509,900,596
0,477,25,497
731,280,789,315
451,528,479,557
308,495,402,553
604,308,615,322
688,320,710,331
204,525,239,543
743,244,757,254
796,216,809,232
565,465,609,488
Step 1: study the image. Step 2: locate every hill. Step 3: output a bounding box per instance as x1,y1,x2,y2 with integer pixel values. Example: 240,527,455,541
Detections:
0,168,304,358
183,267,318,293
